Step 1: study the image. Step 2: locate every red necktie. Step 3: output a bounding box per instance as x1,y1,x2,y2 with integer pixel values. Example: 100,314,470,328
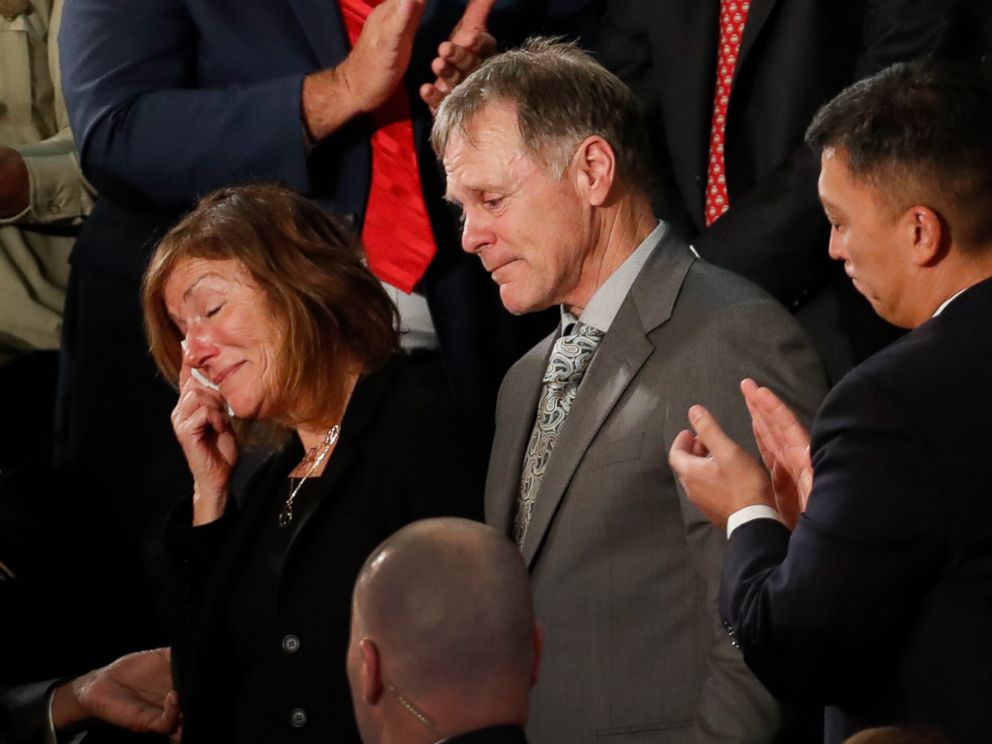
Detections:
339,0,437,293
704,0,750,226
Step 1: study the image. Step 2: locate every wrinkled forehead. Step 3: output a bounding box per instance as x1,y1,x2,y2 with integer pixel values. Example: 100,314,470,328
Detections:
163,257,253,310
443,102,527,162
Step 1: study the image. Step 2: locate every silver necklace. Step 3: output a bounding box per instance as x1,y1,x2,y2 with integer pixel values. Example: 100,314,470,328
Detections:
278,424,340,527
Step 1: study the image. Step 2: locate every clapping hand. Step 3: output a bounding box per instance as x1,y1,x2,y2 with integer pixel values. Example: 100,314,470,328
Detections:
740,378,813,530
340,0,426,115
668,403,775,531
420,0,498,113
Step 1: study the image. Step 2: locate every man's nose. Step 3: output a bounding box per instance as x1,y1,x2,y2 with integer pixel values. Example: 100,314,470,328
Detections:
461,211,492,256
827,231,844,261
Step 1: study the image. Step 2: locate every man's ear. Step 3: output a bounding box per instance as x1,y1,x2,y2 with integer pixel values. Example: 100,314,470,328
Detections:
572,135,617,207
903,204,945,266
359,638,384,704
530,622,544,688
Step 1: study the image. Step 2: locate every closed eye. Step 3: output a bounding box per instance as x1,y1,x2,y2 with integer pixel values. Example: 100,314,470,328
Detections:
206,303,224,318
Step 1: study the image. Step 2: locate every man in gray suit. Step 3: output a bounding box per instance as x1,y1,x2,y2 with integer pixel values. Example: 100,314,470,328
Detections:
433,39,827,743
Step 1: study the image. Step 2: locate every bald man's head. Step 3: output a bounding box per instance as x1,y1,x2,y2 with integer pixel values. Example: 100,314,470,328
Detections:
347,518,539,743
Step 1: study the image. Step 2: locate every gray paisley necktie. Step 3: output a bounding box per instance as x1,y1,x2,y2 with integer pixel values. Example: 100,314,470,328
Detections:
514,321,605,546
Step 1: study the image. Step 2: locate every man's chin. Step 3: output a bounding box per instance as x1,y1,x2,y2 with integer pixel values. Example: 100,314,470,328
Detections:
499,284,547,316
850,279,877,309
859,293,907,328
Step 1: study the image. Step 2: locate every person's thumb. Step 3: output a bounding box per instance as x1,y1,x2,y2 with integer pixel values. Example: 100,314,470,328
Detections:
687,404,739,460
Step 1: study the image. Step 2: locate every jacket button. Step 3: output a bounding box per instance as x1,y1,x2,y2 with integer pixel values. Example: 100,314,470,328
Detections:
281,634,301,653
290,708,307,728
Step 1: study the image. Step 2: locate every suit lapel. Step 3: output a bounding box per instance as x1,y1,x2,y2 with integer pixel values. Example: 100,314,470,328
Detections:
487,345,551,536
664,0,776,222
278,359,396,564
289,0,351,69
658,0,719,226
736,0,778,77
519,318,652,565
278,441,359,564
520,228,697,566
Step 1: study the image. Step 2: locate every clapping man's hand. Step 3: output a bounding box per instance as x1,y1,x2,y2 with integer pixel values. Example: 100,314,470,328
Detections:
668,380,814,532
668,402,774,531
741,378,813,529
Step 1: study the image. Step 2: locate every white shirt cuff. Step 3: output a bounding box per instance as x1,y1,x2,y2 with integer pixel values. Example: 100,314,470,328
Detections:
726,504,784,539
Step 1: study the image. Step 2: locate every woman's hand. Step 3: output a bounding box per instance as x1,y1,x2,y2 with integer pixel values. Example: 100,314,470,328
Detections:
172,359,239,525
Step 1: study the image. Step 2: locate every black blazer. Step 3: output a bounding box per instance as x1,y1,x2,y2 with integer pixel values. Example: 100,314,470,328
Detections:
167,355,483,744
597,0,974,375
0,682,55,744
720,277,992,743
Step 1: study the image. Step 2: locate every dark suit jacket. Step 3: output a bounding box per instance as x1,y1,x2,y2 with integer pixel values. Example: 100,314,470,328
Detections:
0,681,56,744
597,0,972,379
166,355,483,744
487,228,827,742
721,277,992,744
448,725,529,744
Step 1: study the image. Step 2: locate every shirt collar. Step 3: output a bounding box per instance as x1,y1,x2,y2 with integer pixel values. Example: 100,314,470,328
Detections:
560,221,666,334
932,286,970,318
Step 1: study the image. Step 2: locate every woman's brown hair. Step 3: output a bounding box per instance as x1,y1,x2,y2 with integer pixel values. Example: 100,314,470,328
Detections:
143,183,399,436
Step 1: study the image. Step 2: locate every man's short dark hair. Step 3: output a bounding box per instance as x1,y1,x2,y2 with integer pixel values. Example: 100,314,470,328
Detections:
805,58,992,251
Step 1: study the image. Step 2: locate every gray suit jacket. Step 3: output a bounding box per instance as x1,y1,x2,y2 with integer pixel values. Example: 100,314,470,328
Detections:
486,229,827,743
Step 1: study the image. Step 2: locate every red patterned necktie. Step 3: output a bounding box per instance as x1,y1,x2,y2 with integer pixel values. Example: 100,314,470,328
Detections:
339,0,437,293
704,0,750,226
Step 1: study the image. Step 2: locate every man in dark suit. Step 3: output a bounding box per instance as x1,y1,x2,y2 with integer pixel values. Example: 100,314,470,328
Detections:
434,40,827,742
597,0,977,382
347,518,538,744
669,60,992,744
56,0,590,639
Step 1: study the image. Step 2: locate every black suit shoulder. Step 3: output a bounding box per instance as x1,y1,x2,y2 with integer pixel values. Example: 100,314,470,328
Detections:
723,279,992,741
815,278,992,513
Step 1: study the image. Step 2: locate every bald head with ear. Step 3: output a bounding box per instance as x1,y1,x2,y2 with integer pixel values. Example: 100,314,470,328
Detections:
348,518,540,743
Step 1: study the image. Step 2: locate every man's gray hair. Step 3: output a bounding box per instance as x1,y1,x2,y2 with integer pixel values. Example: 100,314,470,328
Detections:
432,37,653,192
